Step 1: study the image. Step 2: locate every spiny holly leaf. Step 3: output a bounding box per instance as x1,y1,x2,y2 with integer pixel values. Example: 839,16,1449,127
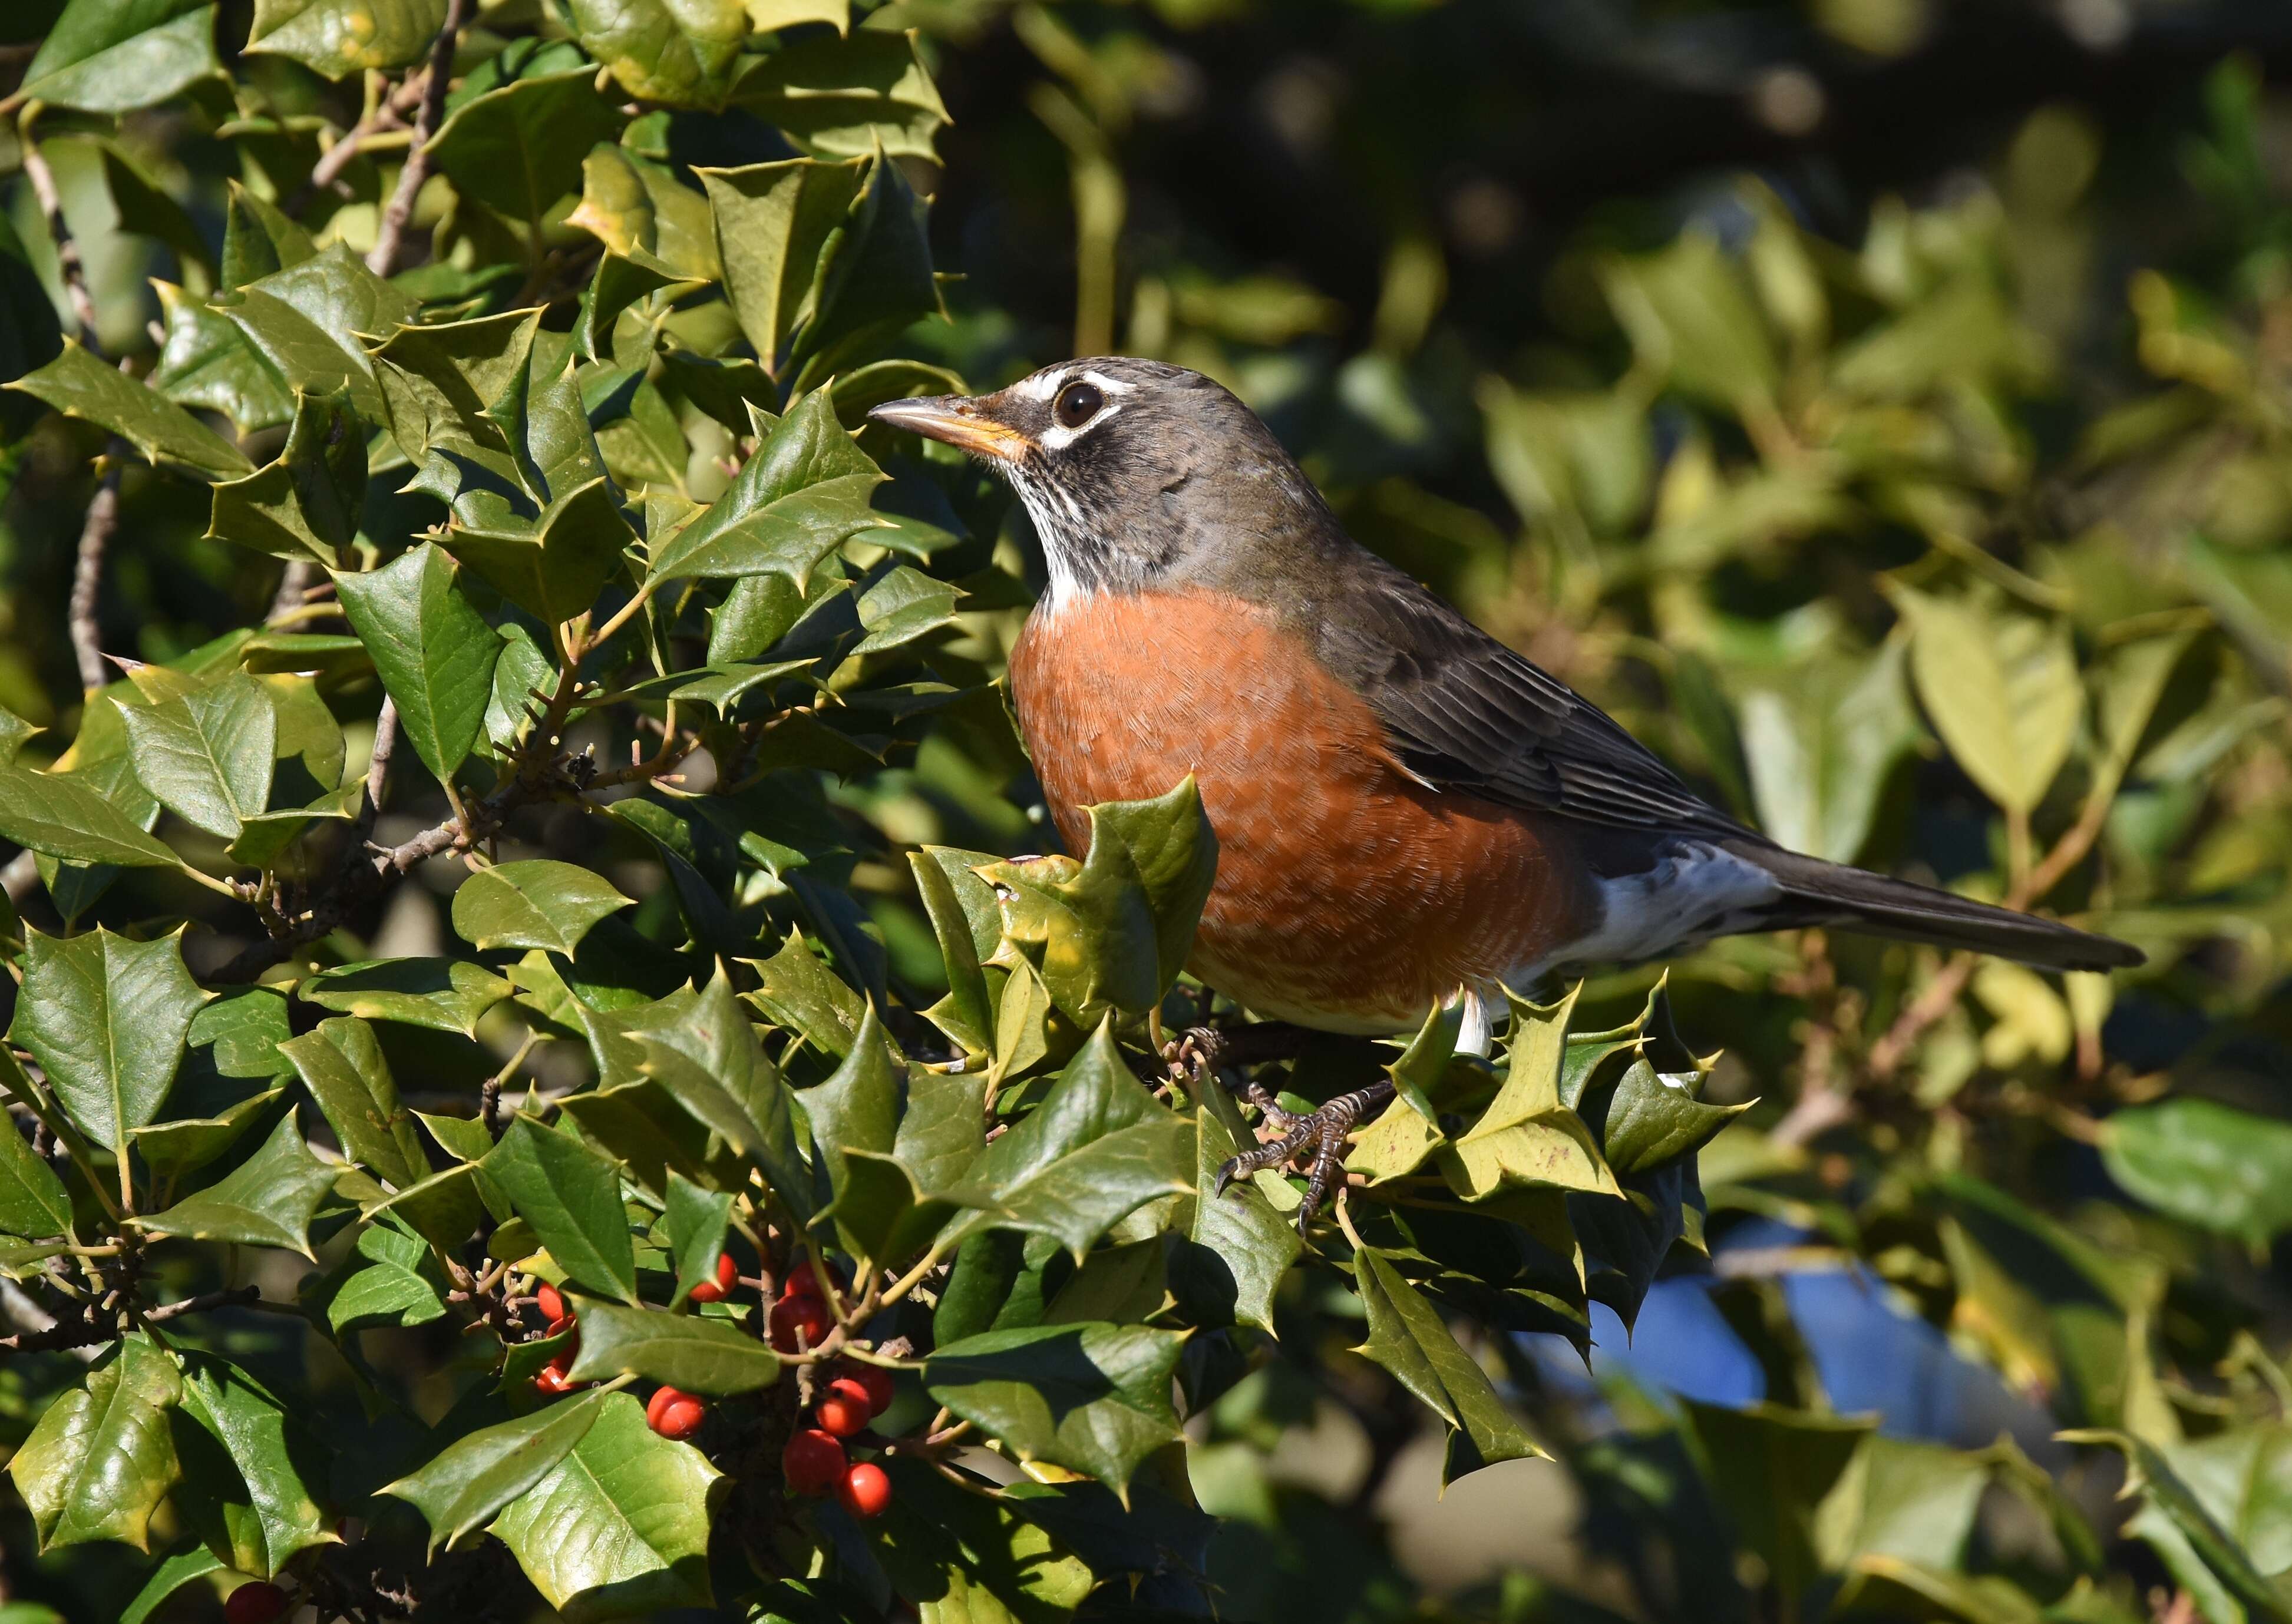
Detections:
663,1172,732,1308
453,861,635,958
313,1222,453,1333
487,1391,725,1621
245,0,446,78
868,1456,1097,1622
16,0,220,115
279,1016,428,1190
0,759,181,868
925,1321,1184,1501
9,1337,182,1552
206,386,366,564
171,1355,336,1578
136,1109,337,1256
941,1025,1193,1261
333,544,502,786
444,477,636,626
151,282,293,433
300,958,514,1037
381,1384,615,1554
427,68,629,234
628,970,810,1218
563,1298,780,1394
225,243,417,425
697,157,867,369
118,670,277,839
645,387,887,583
570,0,749,108
7,340,251,477
131,1087,282,1183
730,29,949,162
1175,1089,1299,1334
1353,1249,1544,1484
0,1112,72,1241
483,1116,639,1304
9,927,206,1152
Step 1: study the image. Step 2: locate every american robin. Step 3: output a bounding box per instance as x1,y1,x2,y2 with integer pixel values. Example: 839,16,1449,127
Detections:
869,359,2142,1224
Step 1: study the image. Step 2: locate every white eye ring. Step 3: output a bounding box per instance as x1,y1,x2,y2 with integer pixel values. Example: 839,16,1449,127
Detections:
1053,379,1104,428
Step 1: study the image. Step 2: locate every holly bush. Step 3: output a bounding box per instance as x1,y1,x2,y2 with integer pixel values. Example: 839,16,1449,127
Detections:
0,2,2288,1622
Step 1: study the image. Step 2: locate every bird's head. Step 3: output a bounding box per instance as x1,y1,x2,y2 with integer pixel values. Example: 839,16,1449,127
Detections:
868,357,1333,606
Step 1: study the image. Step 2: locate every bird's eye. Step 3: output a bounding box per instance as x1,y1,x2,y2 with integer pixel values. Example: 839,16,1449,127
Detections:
1052,380,1104,429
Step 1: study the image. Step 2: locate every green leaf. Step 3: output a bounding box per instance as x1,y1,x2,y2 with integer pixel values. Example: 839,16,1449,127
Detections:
131,1087,283,1182
698,157,868,368
628,971,807,1213
1897,587,2082,816
563,1298,780,1393
567,145,722,282
1175,1092,1298,1334
730,29,949,161
453,860,635,957
1588,1058,1745,1179
1682,1400,1877,1611
172,1355,335,1577
834,1066,986,1268
852,564,959,654
489,1391,725,1621
1436,988,1621,1202
663,1172,732,1307
280,1016,429,1190
137,1109,336,1256
868,1457,1096,1624
943,1025,1194,1261
2101,1098,2292,1251
9,927,205,1152
17,0,219,114
745,927,866,1057
6,339,251,477
1354,1249,1544,1483
118,670,276,838
300,957,514,1036
484,1116,640,1303
150,282,293,433
909,848,996,1056
1603,230,1779,411
646,386,886,583
925,1321,1184,1499
206,386,367,564
428,68,629,233
334,543,502,785
381,1384,614,1553
1740,640,1923,865
315,1221,451,1332
219,181,316,293
444,477,638,627
9,1338,182,1552
0,760,181,867
119,1546,224,1624
226,243,417,425
0,1113,71,1241
246,0,445,78
571,0,749,108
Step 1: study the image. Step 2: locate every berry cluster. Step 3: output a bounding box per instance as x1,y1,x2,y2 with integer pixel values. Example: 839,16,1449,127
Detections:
774,1264,894,1519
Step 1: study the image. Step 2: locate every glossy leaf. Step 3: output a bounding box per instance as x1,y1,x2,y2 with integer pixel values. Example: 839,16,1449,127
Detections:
926,1321,1185,1499
300,958,514,1036
564,1298,780,1393
206,387,366,564
246,0,445,78
381,1384,614,1553
137,1109,336,1256
16,0,219,114
428,69,629,232
488,1391,724,1620
173,1355,335,1577
118,670,276,838
9,1338,182,1552
0,761,180,867
279,1016,428,1190
0,1116,72,1241
1897,587,2082,816
9,927,205,1152
570,0,748,108
1355,1249,1544,1483
453,860,635,957
483,1116,640,1303
646,386,886,583
2102,1098,2292,1251
7,340,250,477
333,544,502,785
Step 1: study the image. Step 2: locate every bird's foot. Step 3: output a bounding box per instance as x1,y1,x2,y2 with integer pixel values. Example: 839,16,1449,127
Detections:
1214,1080,1396,1236
1162,1022,1316,1124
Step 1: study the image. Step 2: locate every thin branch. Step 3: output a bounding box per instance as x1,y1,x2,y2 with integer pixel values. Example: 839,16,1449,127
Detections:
67,455,123,694
368,0,474,276
0,1285,267,1355
18,115,100,345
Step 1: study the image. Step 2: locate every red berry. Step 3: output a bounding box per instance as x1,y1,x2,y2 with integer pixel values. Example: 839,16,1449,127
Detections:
688,1251,738,1304
533,1362,574,1397
783,1264,820,1300
814,1390,867,1437
837,1460,892,1520
646,1385,706,1440
535,1282,566,1323
225,1582,290,1624
768,1295,832,1354
782,1427,846,1495
850,1363,896,1417
546,1314,579,1353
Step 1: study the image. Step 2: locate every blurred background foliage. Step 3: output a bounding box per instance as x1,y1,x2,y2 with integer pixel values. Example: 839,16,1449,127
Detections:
6,0,2292,1620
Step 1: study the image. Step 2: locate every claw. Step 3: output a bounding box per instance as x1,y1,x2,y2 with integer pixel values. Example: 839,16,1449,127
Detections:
1213,1080,1396,1234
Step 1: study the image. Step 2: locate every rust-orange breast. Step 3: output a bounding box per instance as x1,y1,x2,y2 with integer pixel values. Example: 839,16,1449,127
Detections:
1006,587,1599,1031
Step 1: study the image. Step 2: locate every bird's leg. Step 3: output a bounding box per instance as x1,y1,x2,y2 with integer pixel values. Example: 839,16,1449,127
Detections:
1164,1021,1319,1124
1214,1080,1396,1237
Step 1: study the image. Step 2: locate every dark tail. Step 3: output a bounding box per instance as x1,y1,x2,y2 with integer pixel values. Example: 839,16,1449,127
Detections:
1732,844,2145,972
